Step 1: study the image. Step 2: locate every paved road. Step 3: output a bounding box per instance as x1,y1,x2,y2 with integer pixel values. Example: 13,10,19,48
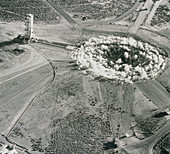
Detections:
135,80,170,108
82,26,129,34
37,39,74,48
2,43,57,139
139,27,170,41
45,0,80,28
2,70,53,137
145,0,163,26
111,0,140,22
125,119,170,154
83,0,140,26
0,62,49,85
129,0,153,34
147,119,170,154
123,79,170,153
46,0,140,29
0,67,51,109
1,2,169,152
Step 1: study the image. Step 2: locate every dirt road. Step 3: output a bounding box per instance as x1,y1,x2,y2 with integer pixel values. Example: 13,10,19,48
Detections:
145,0,163,26
45,0,80,28
83,0,140,26
129,0,153,34
0,62,49,85
135,80,170,108
124,119,170,154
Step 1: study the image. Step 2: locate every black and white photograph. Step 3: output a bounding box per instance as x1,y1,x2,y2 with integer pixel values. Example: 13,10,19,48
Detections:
0,0,170,153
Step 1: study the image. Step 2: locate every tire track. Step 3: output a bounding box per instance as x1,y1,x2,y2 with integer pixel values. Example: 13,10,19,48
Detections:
0,70,52,109
1,43,58,153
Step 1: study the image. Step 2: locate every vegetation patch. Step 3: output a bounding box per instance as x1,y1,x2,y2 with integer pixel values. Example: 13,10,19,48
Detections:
0,58,4,63
0,0,60,23
134,117,166,139
55,0,136,20
45,111,112,153
154,133,170,154
30,138,44,153
151,5,170,27
10,127,23,138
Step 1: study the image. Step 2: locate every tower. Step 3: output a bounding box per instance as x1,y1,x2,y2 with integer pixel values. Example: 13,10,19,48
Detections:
25,14,34,40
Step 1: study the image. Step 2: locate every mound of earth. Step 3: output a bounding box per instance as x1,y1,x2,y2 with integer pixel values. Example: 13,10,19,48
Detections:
71,35,167,83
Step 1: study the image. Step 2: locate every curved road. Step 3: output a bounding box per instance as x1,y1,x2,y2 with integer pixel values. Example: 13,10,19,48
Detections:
124,119,170,154
1,44,58,153
1,68,56,153
83,0,140,26
0,41,75,152
45,0,140,28
1,2,169,152
79,12,170,154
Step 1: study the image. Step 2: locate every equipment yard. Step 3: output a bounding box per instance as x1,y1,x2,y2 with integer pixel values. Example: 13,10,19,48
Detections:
0,0,170,154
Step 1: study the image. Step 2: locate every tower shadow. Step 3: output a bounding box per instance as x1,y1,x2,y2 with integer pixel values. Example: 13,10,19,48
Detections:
0,35,25,48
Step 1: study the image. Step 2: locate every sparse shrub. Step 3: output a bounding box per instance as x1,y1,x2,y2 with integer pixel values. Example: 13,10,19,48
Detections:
0,0,60,23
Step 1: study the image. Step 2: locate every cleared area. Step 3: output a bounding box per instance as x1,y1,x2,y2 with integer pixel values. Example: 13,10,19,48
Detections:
135,80,170,108
0,71,53,134
32,42,71,60
100,82,135,137
0,63,51,106
0,44,47,82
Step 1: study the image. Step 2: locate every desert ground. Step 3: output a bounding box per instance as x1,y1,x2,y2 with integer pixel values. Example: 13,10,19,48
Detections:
0,0,170,153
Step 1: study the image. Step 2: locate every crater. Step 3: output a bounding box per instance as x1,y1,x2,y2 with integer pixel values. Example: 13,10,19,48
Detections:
71,35,167,83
